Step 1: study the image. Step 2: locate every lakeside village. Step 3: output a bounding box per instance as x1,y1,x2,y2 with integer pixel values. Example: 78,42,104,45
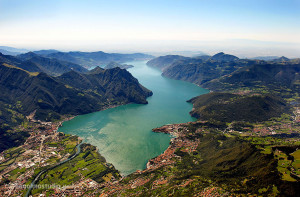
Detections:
0,116,106,196
0,106,299,196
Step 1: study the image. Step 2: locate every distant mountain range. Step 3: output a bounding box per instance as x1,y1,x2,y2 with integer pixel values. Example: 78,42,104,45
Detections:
0,52,88,76
158,53,262,85
147,52,300,98
33,49,61,55
0,49,22,56
0,47,154,75
43,51,153,69
148,50,207,57
146,55,190,71
147,52,242,72
0,46,154,69
250,56,280,61
0,46,29,54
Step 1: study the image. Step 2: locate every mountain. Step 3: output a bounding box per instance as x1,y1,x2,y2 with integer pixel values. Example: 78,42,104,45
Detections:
16,51,39,60
0,52,42,73
33,49,61,55
147,53,299,99
88,66,105,74
17,52,88,76
124,53,155,60
0,52,88,76
0,125,29,153
146,55,190,71
194,55,211,61
203,64,300,97
210,52,239,62
57,67,152,105
0,46,29,54
0,63,152,123
251,56,280,61
44,51,154,69
162,58,257,85
149,51,207,57
188,92,290,123
0,49,21,56
104,123,298,196
104,61,134,69
273,56,290,62
147,52,251,85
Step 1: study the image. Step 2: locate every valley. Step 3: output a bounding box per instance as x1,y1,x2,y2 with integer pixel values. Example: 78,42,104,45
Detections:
0,50,299,196
1,0,299,196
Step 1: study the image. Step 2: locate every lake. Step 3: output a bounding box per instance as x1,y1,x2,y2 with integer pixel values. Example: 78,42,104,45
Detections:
58,61,208,176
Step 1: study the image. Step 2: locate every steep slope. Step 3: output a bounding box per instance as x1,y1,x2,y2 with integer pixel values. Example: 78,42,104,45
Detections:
58,67,152,105
188,92,290,123
0,52,42,73
147,52,262,86
273,56,290,62
203,64,300,97
0,64,152,122
210,52,239,62
146,55,189,71
162,58,257,85
17,52,88,75
0,125,29,153
88,66,105,74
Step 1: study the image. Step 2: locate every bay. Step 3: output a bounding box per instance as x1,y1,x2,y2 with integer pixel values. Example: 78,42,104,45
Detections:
58,61,209,176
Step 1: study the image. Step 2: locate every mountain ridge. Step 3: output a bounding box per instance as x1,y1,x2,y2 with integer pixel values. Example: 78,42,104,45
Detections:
0,63,152,123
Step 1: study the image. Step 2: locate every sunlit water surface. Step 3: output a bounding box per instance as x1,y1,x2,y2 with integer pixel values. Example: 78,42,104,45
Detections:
58,61,208,175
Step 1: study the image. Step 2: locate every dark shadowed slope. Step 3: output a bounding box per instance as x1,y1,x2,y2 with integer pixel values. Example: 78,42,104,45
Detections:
0,63,152,123
162,58,258,85
188,92,290,123
16,52,88,75
203,64,300,95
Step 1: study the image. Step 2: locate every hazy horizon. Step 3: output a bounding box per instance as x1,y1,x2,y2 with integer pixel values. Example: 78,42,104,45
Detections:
1,0,299,58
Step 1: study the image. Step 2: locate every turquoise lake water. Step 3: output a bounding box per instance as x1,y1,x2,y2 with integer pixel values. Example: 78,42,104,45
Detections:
58,61,209,176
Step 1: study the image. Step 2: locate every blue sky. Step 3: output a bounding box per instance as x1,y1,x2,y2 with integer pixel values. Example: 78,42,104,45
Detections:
0,0,299,56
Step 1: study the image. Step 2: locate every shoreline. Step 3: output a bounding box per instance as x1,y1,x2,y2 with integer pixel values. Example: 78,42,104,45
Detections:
55,102,138,177
57,103,131,128
56,109,180,178
56,103,199,178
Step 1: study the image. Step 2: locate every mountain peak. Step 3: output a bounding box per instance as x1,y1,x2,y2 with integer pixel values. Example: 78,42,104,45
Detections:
211,52,239,62
89,66,104,74
273,56,290,62
17,52,39,60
